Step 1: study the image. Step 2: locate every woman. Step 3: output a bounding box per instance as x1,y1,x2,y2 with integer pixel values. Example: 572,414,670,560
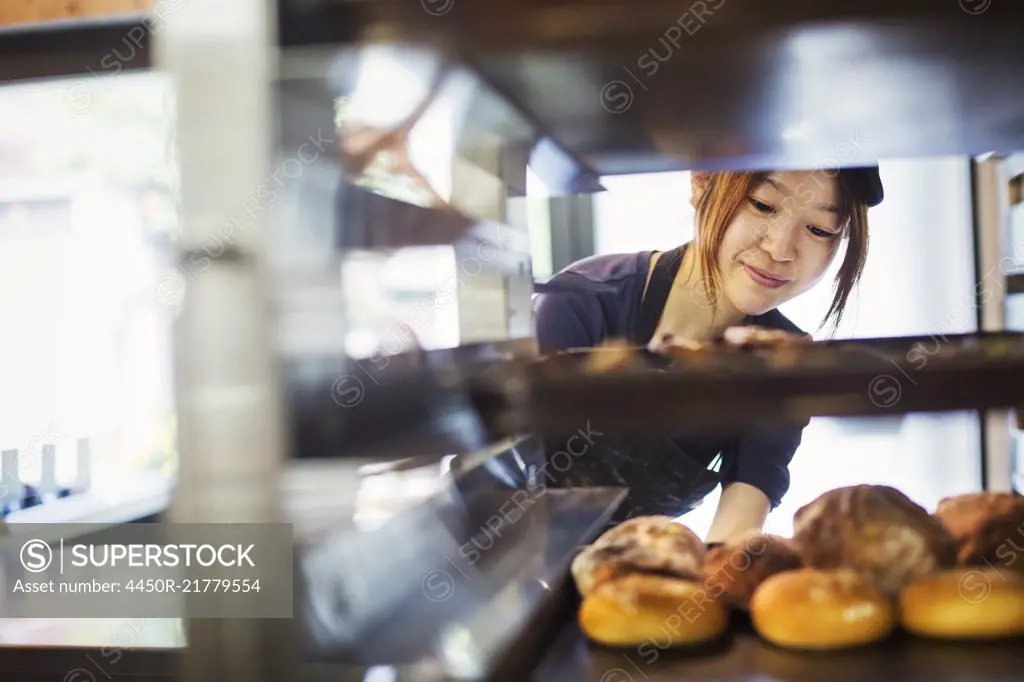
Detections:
532,167,883,543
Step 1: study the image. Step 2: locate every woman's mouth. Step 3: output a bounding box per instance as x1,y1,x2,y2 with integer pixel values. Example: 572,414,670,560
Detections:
743,264,788,289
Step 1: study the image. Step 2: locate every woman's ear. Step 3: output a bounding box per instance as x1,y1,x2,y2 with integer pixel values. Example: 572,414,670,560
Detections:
690,172,712,210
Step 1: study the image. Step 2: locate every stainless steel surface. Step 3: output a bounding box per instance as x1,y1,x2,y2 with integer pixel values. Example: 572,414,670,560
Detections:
274,42,545,462
279,0,1024,175
298,487,625,681
279,44,602,199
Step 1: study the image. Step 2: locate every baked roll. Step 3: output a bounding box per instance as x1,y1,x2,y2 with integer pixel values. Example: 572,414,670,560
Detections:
933,491,1024,563
579,573,728,647
722,325,812,348
583,340,643,374
701,533,803,609
751,569,895,650
648,334,706,357
571,517,705,597
959,504,1024,575
900,568,1024,640
793,485,958,596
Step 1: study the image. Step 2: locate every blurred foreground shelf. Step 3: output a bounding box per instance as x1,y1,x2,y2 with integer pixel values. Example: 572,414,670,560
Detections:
487,332,1024,436
279,0,1024,173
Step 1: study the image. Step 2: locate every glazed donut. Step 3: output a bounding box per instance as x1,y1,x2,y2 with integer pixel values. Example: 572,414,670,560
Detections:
750,569,896,650
900,568,1024,640
579,573,728,647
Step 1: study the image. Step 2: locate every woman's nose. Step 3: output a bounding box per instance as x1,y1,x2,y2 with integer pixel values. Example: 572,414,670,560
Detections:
758,220,798,262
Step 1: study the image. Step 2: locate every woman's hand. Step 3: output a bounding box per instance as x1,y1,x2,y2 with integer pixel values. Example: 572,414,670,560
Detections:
705,482,772,545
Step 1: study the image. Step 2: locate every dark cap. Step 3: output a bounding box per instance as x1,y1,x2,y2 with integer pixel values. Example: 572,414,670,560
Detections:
840,165,884,207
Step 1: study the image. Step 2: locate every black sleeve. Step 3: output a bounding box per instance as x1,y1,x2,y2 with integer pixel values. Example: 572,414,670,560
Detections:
533,290,602,354
722,423,805,508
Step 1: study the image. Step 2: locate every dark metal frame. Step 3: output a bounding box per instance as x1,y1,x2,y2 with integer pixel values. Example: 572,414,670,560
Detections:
0,15,151,84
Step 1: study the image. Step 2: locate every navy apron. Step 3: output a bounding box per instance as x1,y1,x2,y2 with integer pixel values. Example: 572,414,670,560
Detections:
540,245,732,526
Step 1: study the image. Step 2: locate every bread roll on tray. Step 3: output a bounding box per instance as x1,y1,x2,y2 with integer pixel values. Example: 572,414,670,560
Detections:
934,491,1024,564
573,517,726,647
571,516,704,597
900,568,1024,640
579,573,729,648
701,533,803,610
955,504,1024,575
751,569,896,650
793,484,958,596
934,491,1024,544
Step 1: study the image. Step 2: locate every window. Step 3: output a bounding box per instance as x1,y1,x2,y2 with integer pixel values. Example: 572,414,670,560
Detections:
0,72,178,486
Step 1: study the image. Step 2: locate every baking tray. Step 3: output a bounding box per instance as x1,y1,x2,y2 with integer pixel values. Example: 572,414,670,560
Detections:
481,331,1024,436
531,612,1024,682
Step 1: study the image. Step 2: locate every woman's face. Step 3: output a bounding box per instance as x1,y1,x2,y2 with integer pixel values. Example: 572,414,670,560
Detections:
700,171,844,317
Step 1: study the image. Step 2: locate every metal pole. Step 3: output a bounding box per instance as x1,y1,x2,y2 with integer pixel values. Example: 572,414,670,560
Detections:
973,155,1014,493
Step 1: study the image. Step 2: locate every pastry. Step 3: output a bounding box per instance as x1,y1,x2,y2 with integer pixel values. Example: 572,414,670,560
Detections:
933,491,1024,562
591,516,704,554
648,333,706,357
900,568,1024,640
792,484,958,596
750,568,896,650
959,504,1024,575
701,533,803,609
571,517,705,597
583,340,642,374
934,491,1024,543
579,573,728,647
722,325,812,348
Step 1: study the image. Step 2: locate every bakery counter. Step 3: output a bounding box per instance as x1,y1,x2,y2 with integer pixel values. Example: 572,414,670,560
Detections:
533,616,1024,682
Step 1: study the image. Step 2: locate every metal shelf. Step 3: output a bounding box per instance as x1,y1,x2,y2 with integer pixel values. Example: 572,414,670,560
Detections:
282,332,1024,454
278,0,1024,174
480,332,1024,436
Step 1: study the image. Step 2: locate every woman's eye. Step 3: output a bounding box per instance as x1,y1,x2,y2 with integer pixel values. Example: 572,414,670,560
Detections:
807,225,838,238
749,198,775,214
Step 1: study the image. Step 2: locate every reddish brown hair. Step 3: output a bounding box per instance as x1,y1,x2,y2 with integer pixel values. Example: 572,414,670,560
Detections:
691,171,870,334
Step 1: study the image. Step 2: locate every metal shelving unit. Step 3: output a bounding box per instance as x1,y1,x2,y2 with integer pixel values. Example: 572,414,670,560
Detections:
5,2,1024,681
